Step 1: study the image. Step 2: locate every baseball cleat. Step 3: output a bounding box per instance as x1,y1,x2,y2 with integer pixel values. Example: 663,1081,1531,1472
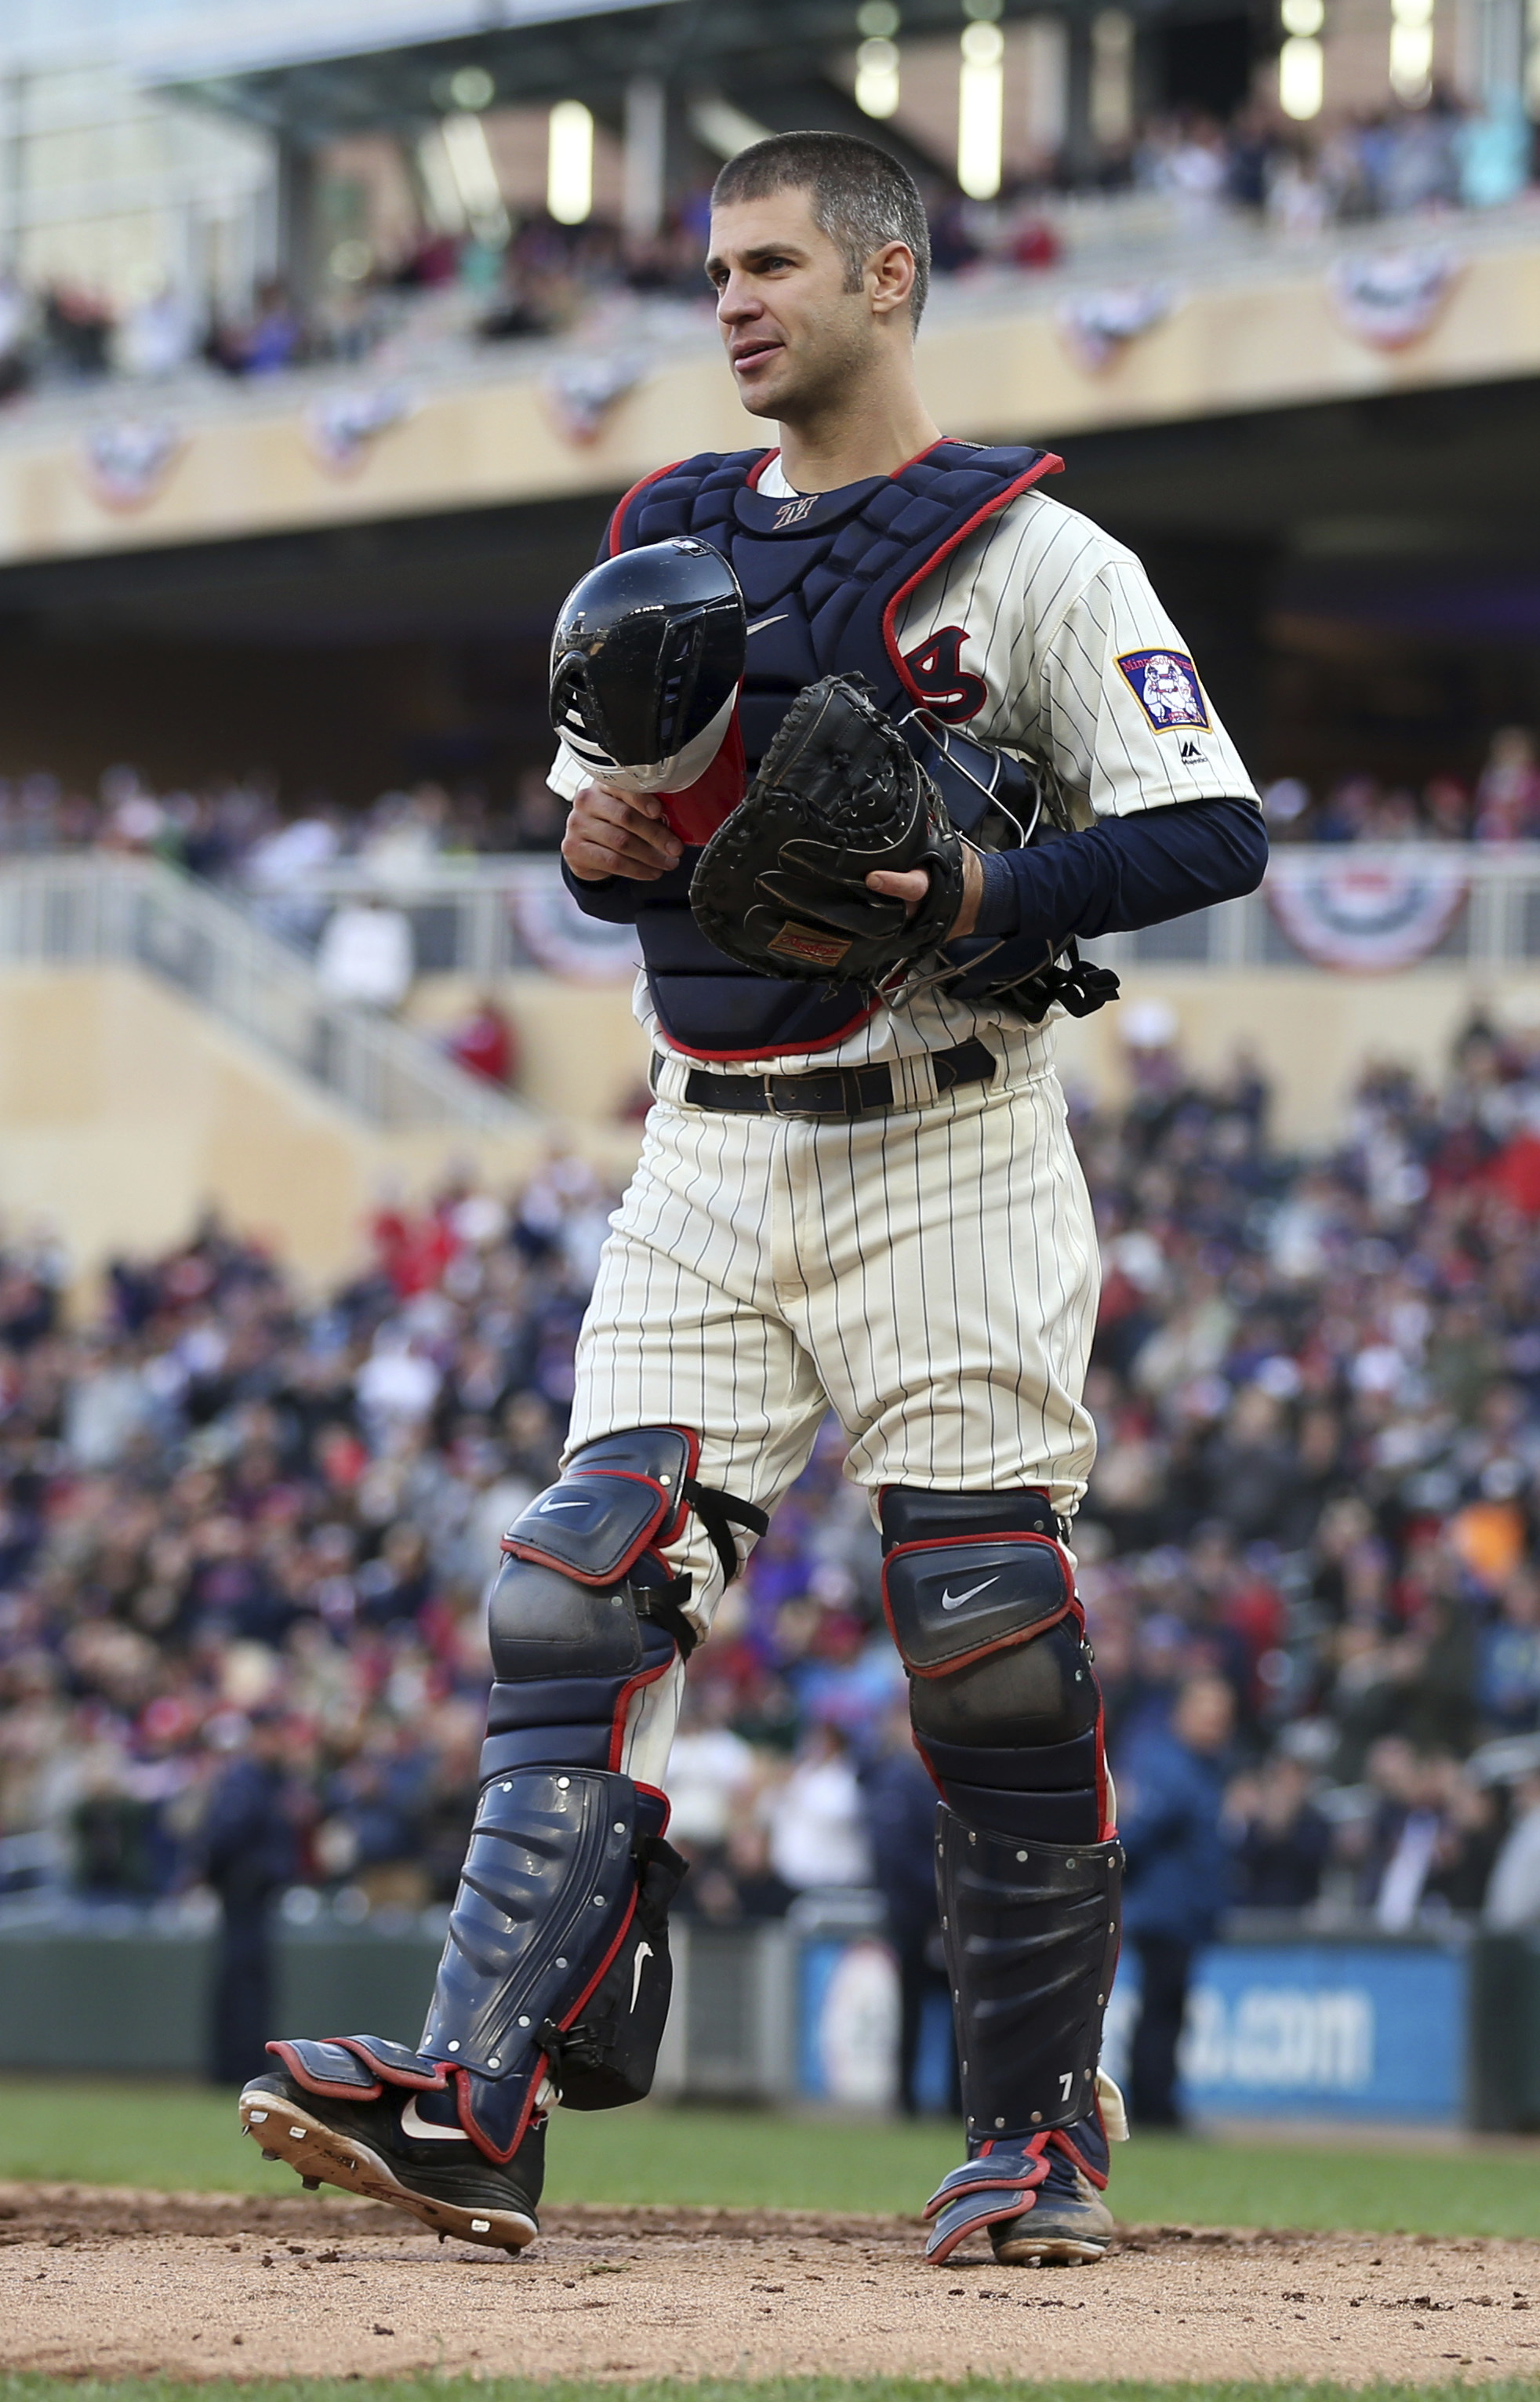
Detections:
988,2145,1116,2265
238,2065,542,2254
924,2115,1116,2267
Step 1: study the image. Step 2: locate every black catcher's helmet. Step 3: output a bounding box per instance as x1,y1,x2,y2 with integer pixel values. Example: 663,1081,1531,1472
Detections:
549,538,746,780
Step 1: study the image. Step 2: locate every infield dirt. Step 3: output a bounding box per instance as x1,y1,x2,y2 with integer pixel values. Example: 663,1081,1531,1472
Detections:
2,2182,1538,2385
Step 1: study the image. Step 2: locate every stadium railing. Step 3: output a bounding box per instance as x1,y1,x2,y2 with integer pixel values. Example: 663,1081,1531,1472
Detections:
274,845,1540,978
0,854,538,1133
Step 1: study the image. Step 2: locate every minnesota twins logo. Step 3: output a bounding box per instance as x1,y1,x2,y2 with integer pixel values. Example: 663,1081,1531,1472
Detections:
772,493,818,529
901,625,988,723
1116,649,1210,732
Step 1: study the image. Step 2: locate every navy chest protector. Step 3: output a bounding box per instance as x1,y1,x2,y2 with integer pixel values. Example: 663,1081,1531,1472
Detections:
605,440,1061,1060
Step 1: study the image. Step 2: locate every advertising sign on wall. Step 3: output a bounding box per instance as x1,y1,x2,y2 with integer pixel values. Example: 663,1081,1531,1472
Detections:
801,1934,1467,2124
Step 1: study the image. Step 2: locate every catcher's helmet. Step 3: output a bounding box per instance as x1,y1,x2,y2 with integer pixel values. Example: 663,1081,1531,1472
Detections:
549,538,745,791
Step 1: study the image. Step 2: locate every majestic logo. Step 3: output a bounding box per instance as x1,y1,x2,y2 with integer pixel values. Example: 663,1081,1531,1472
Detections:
939,1577,999,1611
901,626,988,724
772,493,818,529
1116,649,1210,732
1179,738,1206,764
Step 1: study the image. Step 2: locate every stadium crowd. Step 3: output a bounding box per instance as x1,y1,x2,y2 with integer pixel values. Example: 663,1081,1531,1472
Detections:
5,1010,1540,1966
1,725,1538,879
0,88,1531,401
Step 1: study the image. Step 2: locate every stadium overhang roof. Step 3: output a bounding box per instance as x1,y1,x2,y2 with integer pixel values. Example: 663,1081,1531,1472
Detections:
154,0,1215,147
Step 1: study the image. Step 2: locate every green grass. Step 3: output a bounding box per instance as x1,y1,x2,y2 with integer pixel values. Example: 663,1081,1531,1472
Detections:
2,2078,1540,2238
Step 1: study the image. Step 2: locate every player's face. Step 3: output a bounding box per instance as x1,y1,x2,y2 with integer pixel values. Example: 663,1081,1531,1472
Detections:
706,190,879,423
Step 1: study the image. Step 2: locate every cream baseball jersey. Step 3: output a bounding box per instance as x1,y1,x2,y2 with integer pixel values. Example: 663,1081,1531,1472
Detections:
551,464,1255,1073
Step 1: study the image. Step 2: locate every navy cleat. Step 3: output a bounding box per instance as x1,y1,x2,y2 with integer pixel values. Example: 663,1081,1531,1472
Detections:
924,2080,1125,2267
238,2043,543,2254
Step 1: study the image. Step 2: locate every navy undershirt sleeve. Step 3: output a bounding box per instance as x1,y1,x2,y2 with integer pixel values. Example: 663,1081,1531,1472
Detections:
971,795,1267,973
561,856,663,923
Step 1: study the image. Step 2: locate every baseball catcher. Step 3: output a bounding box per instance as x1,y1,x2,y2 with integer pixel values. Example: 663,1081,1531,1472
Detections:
242,128,1266,2268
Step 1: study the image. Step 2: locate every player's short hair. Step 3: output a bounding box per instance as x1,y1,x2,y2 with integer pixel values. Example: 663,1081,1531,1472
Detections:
711,131,932,328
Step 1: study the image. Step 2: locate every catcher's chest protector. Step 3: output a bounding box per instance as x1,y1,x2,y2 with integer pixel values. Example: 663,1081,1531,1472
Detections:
607,441,1059,1059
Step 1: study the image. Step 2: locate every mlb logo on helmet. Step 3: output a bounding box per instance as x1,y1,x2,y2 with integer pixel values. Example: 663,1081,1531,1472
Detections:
1115,649,1210,732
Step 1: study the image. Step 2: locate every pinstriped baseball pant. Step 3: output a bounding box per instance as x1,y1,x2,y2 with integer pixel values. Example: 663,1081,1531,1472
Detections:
565,1031,1101,1790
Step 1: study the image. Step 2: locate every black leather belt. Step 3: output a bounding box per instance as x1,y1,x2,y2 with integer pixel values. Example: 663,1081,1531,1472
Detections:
678,1037,996,1117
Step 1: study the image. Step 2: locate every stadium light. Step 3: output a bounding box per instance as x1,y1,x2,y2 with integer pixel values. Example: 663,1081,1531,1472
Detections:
548,98,594,223
958,15,1005,199
442,111,510,245
855,0,902,114
416,126,467,235
1022,16,1070,155
448,66,495,111
1091,9,1135,147
1279,32,1324,114
1389,0,1435,100
855,38,902,115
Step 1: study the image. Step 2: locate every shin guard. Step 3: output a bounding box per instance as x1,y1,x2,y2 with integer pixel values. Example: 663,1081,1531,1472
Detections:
939,1808,1121,2144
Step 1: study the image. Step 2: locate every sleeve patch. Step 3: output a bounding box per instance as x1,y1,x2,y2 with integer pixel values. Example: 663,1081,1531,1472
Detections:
1115,649,1211,732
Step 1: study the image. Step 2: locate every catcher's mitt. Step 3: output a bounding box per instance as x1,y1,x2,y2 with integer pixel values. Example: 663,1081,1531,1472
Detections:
689,674,964,988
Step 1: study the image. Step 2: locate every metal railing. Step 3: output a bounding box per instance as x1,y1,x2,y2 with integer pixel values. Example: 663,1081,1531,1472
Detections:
1088,845,1540,974
273,845,1540,979
0,857,538,1134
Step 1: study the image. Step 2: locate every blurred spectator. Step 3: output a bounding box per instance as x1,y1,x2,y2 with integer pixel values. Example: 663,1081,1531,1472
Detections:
198,1710,304,2086
1474,729,1540,843
116,282,200,380
1118,1674,1236,2126
212,280,303,378
859,1696,957,2116
314,896,414,1011
666,1684,758,1850
1479,1570,1540,1732
1484,1770,1540,1927
1225,1750,1330,1909
510,771,569,854
766,1721,873,1892
5,1012,1540,1982
447,995,518,1088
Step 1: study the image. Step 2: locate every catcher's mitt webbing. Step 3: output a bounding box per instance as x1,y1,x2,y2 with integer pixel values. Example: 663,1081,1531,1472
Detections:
688,675,965,990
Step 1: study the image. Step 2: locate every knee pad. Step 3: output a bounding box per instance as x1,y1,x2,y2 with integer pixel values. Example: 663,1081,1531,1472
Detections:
879,1484,1106,1844
484,1426,766,1780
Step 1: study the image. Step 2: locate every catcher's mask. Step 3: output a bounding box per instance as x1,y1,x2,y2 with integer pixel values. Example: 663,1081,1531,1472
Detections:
550,539,746,794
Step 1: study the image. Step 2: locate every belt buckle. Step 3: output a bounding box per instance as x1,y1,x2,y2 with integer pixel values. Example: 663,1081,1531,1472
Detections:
768,1070,843,1117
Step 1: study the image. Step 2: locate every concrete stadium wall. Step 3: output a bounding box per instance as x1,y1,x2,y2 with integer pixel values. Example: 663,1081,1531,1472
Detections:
0,965,642,1288
1055,967,1540,1147
2,237,1538,566
406,971,652,1125
1,960,1531,1286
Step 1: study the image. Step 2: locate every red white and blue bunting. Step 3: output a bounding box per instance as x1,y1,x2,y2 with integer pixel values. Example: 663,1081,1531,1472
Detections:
1266,855,1469,971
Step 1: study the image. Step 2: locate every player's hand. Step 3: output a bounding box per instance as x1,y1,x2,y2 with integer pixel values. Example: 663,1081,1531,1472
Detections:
867,843,983,941
563,783,685,882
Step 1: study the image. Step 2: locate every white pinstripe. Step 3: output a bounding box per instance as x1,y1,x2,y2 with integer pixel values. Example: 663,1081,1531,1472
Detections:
553,460,1233,1787
570,1032,1099,1789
